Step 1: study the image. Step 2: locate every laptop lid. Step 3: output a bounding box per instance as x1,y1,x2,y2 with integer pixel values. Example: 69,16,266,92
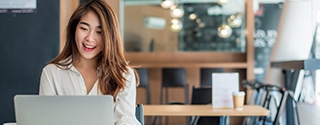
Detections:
14,95,114,125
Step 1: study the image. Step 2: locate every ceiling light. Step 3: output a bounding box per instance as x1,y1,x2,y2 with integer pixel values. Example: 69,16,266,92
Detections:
227,13,243,28
161,0,174,9
170,19,183,32
189,13,197,20
170,4,178,10
218,0,228,5
198,22,205,28
171,18,180,24
218,24,232,38
171,7,184,18
170,23,182,32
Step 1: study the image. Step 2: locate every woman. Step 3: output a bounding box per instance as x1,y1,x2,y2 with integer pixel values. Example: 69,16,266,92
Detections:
39,0,141,124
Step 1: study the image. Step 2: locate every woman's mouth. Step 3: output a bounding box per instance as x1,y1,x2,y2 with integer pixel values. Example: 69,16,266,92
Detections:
83,43,96,52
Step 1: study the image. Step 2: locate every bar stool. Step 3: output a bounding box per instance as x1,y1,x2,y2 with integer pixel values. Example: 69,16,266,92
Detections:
160,68,189,104
136,68,154,125
200,68,224,87
136,68,151,104
153,68,189,125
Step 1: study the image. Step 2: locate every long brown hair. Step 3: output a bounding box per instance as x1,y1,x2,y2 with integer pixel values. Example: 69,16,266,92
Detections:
50,0,139,100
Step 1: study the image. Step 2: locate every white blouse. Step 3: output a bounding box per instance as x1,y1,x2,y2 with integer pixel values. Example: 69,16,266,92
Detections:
39,64,141,125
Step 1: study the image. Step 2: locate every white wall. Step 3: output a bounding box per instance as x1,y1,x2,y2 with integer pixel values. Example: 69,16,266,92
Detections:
265,0,320,86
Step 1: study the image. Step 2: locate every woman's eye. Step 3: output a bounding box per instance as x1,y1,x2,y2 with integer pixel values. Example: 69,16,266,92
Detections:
80,27,88,31
97,31,102,34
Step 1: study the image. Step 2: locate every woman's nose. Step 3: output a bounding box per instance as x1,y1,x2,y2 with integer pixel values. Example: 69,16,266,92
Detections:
85,32,95,42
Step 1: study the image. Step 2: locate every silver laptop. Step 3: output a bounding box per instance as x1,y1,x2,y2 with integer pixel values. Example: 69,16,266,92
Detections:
14,95,114,125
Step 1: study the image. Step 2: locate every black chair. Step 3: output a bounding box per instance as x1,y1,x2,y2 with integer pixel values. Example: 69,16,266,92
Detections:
160,68,189,104
135,104,144,125
136,68,152,124
136,68,151,104
242,80,300,125
242,80,265,125
153,68,189,125
190,86,220,125
200,68,224,87
257,84,290,125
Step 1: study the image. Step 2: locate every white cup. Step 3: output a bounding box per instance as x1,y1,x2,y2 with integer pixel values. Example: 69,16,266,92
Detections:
3,123,16,125
232,91,245,111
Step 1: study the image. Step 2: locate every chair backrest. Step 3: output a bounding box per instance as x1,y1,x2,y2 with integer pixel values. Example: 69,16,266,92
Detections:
243,83,291,125
242,80,265,105
200,68,224,87
191,86,212,104
135,104,144,125
162,68,187,87
136,68,149,88
190,86,220,125
161,68,189,104
260,85,288,125
136,68,151,104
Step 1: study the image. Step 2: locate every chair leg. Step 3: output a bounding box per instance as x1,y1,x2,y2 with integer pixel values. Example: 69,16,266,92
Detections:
165,88,168,104
160,87,163,104
273,91,288,125
189,116,200,125
288,91,301,125
146,86,151,104
152,116,159,125
185,85,189,104
145,86,152,125
158,88,163,125
165,88,168,125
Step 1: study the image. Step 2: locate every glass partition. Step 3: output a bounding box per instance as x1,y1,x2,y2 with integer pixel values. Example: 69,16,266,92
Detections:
122,0,246,52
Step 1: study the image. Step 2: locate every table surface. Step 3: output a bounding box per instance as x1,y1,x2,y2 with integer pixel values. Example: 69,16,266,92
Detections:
144,105,270,116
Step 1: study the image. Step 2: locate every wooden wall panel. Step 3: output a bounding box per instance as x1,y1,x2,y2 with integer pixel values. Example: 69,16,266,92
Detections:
60,0,78,52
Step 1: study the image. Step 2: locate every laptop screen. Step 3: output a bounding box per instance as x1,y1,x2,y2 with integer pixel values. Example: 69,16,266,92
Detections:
14,95,114,125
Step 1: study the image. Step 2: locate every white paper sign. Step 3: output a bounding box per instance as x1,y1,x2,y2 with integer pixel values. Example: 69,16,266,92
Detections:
212,72,239,108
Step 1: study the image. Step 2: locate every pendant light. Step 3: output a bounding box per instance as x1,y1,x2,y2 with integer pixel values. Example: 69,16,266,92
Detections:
228,13,243,28
218,24,232,38
170,18,183,32
217,0,228,5
189,13,197,20
161,0,174,9
218,9,232,38
170,3,184,18
170,7,184,18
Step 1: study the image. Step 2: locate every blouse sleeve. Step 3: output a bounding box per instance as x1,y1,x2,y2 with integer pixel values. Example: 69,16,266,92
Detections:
114,67,141,125
39,64,57,95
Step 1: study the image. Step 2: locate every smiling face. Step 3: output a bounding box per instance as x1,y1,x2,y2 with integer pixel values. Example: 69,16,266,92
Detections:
75,10,103,62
